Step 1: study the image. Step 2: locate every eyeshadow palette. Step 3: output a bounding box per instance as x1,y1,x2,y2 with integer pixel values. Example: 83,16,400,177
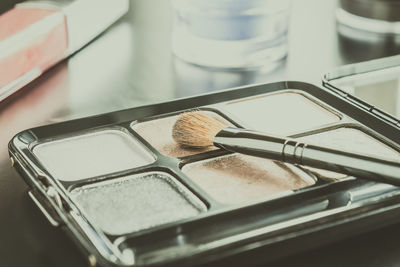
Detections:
9,80,400,267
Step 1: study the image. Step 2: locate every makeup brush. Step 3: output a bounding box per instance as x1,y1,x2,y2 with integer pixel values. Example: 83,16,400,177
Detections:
172,112,400,186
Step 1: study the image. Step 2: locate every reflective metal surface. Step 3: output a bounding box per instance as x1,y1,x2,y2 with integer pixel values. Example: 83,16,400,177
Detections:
325,55,400,121
1,0,400,266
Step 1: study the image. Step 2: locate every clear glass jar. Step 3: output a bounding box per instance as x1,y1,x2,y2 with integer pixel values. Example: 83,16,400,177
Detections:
171,0,291,69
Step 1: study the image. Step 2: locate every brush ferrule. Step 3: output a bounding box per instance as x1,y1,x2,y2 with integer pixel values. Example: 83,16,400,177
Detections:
214,127,304,163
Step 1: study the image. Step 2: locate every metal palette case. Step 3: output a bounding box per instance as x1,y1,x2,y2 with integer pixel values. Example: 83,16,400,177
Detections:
8,79,400,267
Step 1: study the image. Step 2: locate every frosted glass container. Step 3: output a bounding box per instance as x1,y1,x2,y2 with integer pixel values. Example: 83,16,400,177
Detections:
172,0,291,69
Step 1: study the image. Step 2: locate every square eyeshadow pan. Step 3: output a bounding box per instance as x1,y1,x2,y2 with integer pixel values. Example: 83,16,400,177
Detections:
182,154,316,205
71,172,207,235
131,111,231,158
33,129,155,182
223,91,340,136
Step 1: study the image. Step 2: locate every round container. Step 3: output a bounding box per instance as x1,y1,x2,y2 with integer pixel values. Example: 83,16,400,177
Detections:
171,0,291,69
337,0,400,34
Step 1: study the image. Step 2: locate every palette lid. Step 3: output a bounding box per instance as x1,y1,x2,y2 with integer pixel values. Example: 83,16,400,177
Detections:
323,55,400,128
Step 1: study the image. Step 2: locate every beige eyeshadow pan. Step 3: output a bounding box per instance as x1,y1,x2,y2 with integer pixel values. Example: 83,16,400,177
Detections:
182,154,315,205
223,91,340,135
131,111,231,158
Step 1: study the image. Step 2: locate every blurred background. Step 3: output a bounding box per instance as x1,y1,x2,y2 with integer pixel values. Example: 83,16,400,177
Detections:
1,0,400,123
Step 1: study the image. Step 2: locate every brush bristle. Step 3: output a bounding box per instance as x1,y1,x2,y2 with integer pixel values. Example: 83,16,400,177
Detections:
172,112,228,148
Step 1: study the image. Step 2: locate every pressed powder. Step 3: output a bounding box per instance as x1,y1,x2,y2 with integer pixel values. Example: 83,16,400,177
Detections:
132,111,231,158
33,129,155,181
71,172,206,235
182,154,315,205
223,92,340,135
298,127,400,161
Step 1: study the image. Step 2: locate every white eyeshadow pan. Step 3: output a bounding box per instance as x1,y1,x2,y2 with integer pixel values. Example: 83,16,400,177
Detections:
298,127,400,161
71,172,206,235
223,92,340,135
33,129,155,181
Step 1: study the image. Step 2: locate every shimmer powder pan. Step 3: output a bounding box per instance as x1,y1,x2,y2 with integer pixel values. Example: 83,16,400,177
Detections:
33,129,155,181
182,154,315,205
71,172,206,235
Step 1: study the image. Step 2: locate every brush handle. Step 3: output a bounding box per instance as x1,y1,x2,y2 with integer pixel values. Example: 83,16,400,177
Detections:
214,127,400,186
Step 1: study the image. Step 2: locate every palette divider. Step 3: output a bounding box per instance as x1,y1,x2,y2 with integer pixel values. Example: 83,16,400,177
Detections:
123,128,224,208
292,89,344,119
211,106,252,132
177,149,232,167
289,121,359,138
130,110,190,125
122,123,166,159
63,163,176,191
197,106,244,128
347,124,400,153
167,167,226,211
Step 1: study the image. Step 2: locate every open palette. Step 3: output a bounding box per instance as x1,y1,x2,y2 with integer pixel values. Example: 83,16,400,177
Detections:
9,80,400,267
324,54,400,124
